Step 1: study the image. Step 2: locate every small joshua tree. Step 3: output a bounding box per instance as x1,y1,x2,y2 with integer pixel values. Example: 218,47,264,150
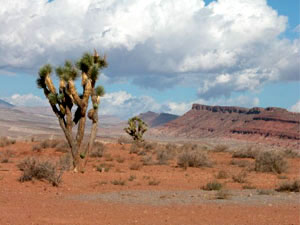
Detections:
124,117,148,142
37,50,107,172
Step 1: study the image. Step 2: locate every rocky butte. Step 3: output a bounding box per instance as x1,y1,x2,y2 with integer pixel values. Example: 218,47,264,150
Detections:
156,104,300,148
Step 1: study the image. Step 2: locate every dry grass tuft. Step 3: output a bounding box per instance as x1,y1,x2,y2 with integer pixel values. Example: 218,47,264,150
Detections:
202,181,223,191
232,147,258,159
275,180,300,192
255,151,288,174
18,157,63,186
90,142,106,158
0,137,15,147
177,151,212,169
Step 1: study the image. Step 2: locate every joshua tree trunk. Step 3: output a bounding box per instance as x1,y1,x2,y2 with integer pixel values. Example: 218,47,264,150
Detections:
37,50,106,172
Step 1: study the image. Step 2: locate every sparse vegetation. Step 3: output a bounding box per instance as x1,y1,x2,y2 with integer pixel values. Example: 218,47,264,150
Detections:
215,190,230,199
202,181,223,191
232,171,247,183
255,151,288,174
90,142,105,158
141,155,154,165
275,180,300,192
283,149,300,158
117,136,132,145
0,137,15,147
230,159,251,168
18,157,63,186
216,170,229,179
96,163,113,172
128,175,136,182
156,149,171,165
232,147,258,159
257,189,273,195
129,162,142,170
111,179,126,186
0,150,14,163
242,184,256,189
213,145,228,152
116,155,125,163
177,151,212,169
148,178,160,186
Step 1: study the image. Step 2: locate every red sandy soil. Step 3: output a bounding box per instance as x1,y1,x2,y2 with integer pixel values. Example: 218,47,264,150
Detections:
0,141,299,225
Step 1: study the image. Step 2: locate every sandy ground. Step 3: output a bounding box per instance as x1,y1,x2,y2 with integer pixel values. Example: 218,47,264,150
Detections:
0,141,299,225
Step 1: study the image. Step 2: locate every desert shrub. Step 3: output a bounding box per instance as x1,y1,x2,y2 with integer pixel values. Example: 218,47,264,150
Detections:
177,151,212,168
129,163,142,170
156,149,171,165
40,139,60,149
143,142,157,152
215,190,230,199
275,180,300,192
216,170,229,179
230,159,251,168
128,175,136,181
148,178,160,186
232,171,247,183
18,157,63,186
0,150,14,163
96,163,113,172
213,145,228,152
232,147,258,159
103,153,113,161
116,155,125,163
0,137,15,147
32,144,42,152
257,189,273,195
181,143,199,152
90,142,105,158
283,149,300,158
111,178,126,185
277,175,288,179
55,141,69,153
202,181,223,191
165,143,177,152
117,136,132,145
255,151,288,174
58,154,72,171
129,142,140,154
242,184,256,189
141,155,154,165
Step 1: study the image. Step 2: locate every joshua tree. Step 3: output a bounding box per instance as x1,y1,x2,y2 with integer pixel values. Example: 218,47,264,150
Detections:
124,117,148,142
36,50,107,172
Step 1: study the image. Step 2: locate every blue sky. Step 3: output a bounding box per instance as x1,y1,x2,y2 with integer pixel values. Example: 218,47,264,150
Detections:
0,0,299,118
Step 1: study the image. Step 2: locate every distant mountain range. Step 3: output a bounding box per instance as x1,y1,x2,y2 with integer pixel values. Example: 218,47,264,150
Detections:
138,111,179,127
0,99,14,108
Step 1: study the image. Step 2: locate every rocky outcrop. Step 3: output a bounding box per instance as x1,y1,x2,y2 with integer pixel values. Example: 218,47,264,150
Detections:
156,104,300,147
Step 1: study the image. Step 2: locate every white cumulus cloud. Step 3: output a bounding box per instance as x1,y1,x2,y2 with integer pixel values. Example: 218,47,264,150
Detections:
0,0,299,99
290,100,300,113
3,94,48,107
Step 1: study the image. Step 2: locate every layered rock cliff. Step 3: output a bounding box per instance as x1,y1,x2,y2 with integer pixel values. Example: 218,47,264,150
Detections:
156,104,300,147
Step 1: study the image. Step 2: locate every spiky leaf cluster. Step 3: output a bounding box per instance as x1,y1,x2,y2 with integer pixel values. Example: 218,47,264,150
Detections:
95,85,105,97
37,64,52,89
56,61,78,82
76,52,108,82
